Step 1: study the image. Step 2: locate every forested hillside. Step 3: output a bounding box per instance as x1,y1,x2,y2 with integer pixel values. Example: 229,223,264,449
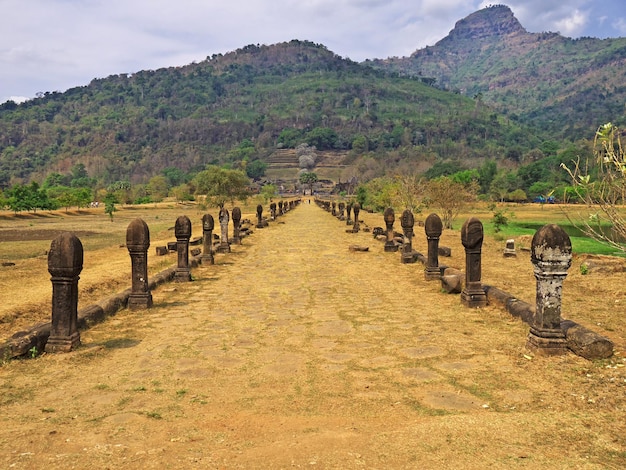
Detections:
0,40,542,188
370,5,626,139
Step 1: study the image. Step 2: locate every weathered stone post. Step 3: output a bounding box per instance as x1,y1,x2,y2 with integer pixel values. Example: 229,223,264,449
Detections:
400,209,415,264
126,218,153,310
424,213,443,280
218,207,231,253
331,201,337,217
174,215,192,282
232,207,242,244
45,232,83,353
201,214,215,265
526,224,572,355
352,203,361,232
270,202,277,220
338,202,345,221
503,239,517,257
384,207,398,252
278,201,284,216
460,217,487,307
346,202,353,225
256,204,264,229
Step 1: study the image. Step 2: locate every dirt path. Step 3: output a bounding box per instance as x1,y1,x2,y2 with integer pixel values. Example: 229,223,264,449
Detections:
1,202,625,469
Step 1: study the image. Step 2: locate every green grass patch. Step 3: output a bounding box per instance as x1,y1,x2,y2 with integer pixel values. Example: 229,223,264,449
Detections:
485,220,625,256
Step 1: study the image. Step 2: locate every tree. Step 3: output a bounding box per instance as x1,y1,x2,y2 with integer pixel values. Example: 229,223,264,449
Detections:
260,184,277,202
425,177,477,229
562,123,626,253
489,171,513,202
305,127,337,150
228,139,256,162
277,128,304,148
246,160,267,180
107,181,132,205
478,160,497,194
56,189,78,213
146,175,169,202
508,188,527,204
162,167,188,187
104,193,117,221
391,173,425,213
171,183,193,203
299,172,318,193
192,165,251,207
351,135,368,154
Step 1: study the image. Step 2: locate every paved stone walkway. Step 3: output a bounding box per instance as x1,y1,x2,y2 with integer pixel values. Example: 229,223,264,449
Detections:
2,202,622,469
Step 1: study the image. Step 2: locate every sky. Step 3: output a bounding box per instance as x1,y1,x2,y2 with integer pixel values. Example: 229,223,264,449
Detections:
2,0,625,104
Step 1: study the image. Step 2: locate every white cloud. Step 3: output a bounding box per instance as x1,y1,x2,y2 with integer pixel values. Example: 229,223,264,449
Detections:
0,0,623,103
613,17,626,34
554,9,589,36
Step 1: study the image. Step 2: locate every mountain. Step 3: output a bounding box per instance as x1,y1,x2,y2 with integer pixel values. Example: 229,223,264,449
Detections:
369,4,626,139
0,40,539,187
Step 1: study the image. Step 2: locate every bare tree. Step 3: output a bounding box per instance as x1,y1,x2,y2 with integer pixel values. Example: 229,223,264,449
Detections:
425,177,478,229
561,123,626,253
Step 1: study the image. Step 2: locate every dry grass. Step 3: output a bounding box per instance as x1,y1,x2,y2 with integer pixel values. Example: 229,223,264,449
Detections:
0,201,624,468
0,200,264,336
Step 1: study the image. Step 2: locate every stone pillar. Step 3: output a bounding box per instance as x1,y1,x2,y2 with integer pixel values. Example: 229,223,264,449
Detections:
526,224,572,355
278,201,284,216
256,204,264,229
384,208,398,252
201,214,215,265
218,207,231,253
400,209,415,264
126,218,153,310
338,202,345,221
352,203,361,232
45,232,83,353
175,215,192,282
231,207,242,245
270,202,277,220
424,213,443,280
460,217,487,307
346,203,353,226
331,201,337,217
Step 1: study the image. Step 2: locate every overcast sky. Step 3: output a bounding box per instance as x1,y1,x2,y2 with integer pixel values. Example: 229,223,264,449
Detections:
2,0,625,104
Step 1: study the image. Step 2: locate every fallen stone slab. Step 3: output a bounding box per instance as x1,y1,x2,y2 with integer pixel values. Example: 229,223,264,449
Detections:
483,285,533,324
441,267,463,294
349,245,369,252
561,320,614,360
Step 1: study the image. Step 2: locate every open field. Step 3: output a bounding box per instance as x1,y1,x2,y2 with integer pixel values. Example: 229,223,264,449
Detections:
0,200,625,468
0,200,284,337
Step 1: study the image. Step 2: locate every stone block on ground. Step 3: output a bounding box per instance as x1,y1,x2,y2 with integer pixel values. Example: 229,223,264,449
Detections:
349,245,369,252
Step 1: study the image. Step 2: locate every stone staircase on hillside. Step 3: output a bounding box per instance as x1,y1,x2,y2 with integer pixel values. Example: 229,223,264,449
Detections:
266,149,298,168
266,149,349,169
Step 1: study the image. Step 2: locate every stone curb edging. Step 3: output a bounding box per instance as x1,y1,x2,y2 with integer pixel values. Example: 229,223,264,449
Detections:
1,256,201,360
483,284,614,360
332,203,614,361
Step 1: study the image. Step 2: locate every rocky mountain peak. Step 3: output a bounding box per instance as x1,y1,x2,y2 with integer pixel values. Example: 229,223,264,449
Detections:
440,4,527,43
